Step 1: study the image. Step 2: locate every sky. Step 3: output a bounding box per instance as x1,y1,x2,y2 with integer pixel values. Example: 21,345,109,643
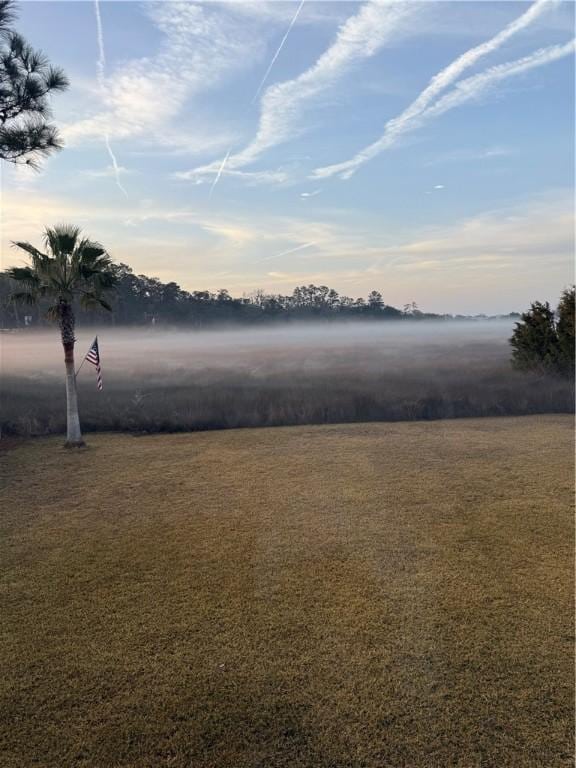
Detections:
1,0,574,314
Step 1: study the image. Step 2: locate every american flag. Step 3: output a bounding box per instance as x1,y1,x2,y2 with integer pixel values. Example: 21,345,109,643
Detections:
85,336,103,391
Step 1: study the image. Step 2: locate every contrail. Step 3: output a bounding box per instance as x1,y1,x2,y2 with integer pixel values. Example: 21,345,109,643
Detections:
314,37,574,180
209,149,232,199
312,0,558,179
94,0,128,198
251,0,305,104
261,241,315,262
197,0,416,181
383,0,555,141
209,0,305,198
103,135,128,198
423,40,576,121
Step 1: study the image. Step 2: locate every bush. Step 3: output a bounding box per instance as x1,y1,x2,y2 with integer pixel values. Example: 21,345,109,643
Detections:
510,288,575,379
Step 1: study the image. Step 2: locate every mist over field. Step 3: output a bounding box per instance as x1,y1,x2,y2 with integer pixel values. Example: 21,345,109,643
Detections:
2,320,573,436
5,320,515,374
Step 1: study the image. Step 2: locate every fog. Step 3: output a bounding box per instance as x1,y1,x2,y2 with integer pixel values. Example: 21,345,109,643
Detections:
3,320,514,379
3,320,572,436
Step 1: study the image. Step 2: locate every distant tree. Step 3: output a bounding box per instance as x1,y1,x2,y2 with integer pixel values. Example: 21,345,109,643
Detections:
556,286,575,379
327,288,340,310
382,303,403,319
110,263,145,323
509,291,575,379
368,290,383,312
403,301,420,317
217,288,232,302
0,0,69,167
7,225,117,445
290,284,332,313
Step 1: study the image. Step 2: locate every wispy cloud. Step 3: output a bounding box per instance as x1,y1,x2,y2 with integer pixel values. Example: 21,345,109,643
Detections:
313,0,562,179
64,2,266,152
3,187,571,313
314,37,574,180
173,167,289,187
368,192,574,271
82,165,134,179
424,145,514,166
189,0,419,181
229,2,346,27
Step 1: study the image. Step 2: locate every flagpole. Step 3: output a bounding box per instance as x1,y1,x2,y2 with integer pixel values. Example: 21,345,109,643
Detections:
75,336,97,377
74,356,87,378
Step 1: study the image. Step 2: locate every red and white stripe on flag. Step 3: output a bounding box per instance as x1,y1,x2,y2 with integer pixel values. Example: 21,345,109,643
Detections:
86,336,103,391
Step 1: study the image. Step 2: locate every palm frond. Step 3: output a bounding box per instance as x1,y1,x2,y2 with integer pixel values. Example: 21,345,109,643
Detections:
98,297,113,312
44,224,80,258
7,224,117,321
11,291,37,306
79,262,116,286
79,291,113,312
95,269,117,291
6,264,40,288
10,242,52,277
45,303,62,322
75,238,107,264
11,240,45,260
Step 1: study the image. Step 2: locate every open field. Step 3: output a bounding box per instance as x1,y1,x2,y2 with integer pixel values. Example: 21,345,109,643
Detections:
2,323,574,436
1,415,574,767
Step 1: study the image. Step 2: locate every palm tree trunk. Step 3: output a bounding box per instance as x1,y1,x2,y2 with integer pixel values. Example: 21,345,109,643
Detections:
60,301,84,447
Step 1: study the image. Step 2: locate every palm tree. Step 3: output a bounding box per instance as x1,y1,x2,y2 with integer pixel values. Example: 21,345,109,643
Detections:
7,224,116,446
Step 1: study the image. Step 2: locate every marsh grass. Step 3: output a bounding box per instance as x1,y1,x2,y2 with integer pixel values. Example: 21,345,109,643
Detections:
2,364,573,438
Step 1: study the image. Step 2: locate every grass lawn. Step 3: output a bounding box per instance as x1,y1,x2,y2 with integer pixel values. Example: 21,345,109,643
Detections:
1,415,573,767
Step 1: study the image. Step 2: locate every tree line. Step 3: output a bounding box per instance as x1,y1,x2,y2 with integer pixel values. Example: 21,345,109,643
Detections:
0,262,519,328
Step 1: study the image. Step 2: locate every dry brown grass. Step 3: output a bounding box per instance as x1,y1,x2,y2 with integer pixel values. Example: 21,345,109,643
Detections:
1,416,574,767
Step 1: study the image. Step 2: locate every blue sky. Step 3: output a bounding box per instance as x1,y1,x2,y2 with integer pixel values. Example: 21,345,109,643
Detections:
2,0,574,313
